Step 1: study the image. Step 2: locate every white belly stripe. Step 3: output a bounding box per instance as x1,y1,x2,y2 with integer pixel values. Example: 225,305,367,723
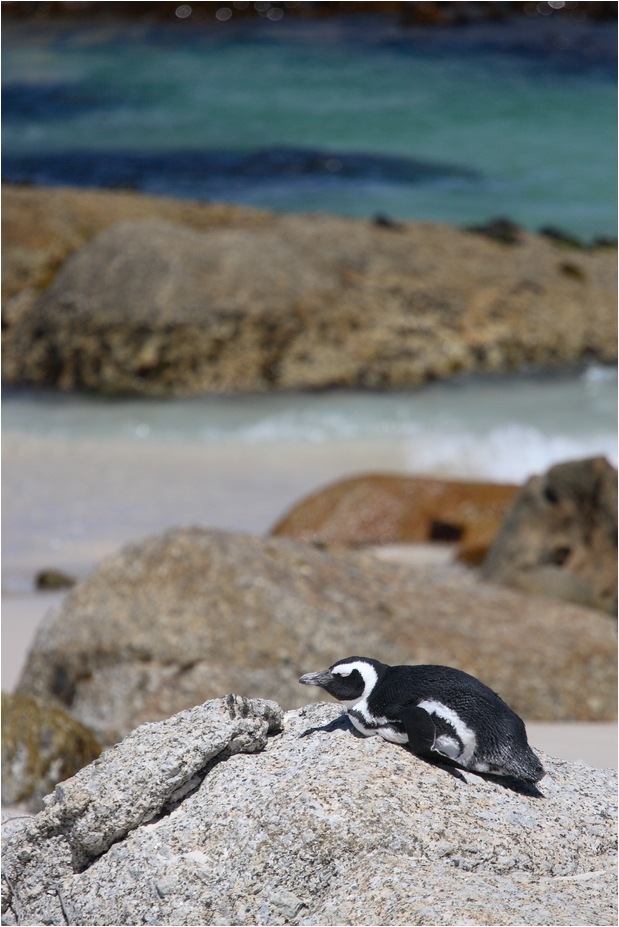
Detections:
418,699,477,764
348,701,408,744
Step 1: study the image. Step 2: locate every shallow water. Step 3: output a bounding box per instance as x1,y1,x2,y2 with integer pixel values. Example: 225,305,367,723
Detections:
2,14,617,238
3,367,616,481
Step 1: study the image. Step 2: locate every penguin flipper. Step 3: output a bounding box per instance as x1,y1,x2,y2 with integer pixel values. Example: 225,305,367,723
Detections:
398,705,439,759
399,704,465,771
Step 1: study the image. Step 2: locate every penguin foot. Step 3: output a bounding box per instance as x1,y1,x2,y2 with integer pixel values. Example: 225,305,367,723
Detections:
299,713,352,738
426,758,467,783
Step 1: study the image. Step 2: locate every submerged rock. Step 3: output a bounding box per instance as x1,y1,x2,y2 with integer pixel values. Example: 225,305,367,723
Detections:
1,698,616,926
483,456,618,615
15,528,617,749
270,473,518,563
2,184,616,395
1,692,100,812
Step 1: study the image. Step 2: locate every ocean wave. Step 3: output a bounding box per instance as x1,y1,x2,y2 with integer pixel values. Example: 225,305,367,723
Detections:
403,424,617,483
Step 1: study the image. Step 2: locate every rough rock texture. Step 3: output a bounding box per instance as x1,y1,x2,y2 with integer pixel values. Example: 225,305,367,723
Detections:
15,528,617,748
483,456,618,615
2,700,616,927
1,183,273,303
270,472,518,563
1,692,100,812
3,184,616,395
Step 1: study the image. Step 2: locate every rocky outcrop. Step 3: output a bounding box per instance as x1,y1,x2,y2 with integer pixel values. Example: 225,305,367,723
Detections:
2,184,616,395
1,183,272,303
270,473,518,563
2,698,616,927
15,528,617,748
482,456,618,615
1,692,100,812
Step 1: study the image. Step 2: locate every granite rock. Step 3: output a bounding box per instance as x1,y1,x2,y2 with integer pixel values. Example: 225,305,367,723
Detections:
1,699,616,926
483,456,618,615
2,185,616,395
15,528,617,748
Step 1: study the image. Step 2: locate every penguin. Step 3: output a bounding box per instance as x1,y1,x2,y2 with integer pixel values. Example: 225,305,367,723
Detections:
299,656,544,783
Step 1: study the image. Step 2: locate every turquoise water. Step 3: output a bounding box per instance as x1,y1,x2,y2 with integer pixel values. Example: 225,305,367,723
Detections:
2,15,617,238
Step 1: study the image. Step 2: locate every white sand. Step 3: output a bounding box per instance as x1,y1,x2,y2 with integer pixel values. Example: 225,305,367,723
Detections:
2,431,616,770
2,432,415,584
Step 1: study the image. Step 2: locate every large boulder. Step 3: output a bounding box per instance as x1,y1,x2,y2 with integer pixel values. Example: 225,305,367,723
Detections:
1,183,272,303
482,456,617,615
2,185,616,394
15,528,617,748
1,692,100,812
2,698,616,926
270,473,518,562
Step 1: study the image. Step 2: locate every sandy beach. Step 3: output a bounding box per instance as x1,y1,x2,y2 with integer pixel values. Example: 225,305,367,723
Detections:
3,429,616,771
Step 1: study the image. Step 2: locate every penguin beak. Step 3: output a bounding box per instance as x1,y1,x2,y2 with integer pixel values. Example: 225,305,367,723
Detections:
299,670,333,687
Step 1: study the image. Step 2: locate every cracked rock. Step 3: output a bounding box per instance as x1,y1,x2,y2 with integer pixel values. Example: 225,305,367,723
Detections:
1,696,282,925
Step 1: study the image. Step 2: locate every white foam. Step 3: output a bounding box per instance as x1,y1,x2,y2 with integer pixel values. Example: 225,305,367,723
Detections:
3,368,616,461
403,424,617,483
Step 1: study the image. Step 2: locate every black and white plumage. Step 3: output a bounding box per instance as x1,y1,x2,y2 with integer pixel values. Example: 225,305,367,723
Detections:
299,656,545,783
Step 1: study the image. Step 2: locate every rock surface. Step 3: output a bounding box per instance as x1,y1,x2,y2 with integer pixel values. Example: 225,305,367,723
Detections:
15,528,617,748
270,472,518,563
2,699,616,926
2,184,616,395
1,692,100,812
483,456,618,615
34,569,76,591
1,183,272,303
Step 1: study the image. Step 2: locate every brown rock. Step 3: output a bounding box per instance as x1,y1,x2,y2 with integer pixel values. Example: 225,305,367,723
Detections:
1,183,272,303
482,456,618,615
2,184,616,395
35,568,76,590
270,473,518,563
1,691,101,811
16,527,617,747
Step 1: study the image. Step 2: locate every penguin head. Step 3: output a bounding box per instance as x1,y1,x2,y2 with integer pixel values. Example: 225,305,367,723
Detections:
299,656,384,707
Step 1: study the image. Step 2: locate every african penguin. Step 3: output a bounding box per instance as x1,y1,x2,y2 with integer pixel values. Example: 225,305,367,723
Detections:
299,656,544,783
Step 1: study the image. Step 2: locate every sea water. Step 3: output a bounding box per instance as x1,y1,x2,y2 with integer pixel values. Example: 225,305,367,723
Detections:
2,13,617,238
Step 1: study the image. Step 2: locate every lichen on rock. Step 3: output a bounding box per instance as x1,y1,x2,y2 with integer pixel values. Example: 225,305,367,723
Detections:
1,692,101,812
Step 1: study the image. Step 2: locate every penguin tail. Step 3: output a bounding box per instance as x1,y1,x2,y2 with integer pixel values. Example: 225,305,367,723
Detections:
509,748,545,784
